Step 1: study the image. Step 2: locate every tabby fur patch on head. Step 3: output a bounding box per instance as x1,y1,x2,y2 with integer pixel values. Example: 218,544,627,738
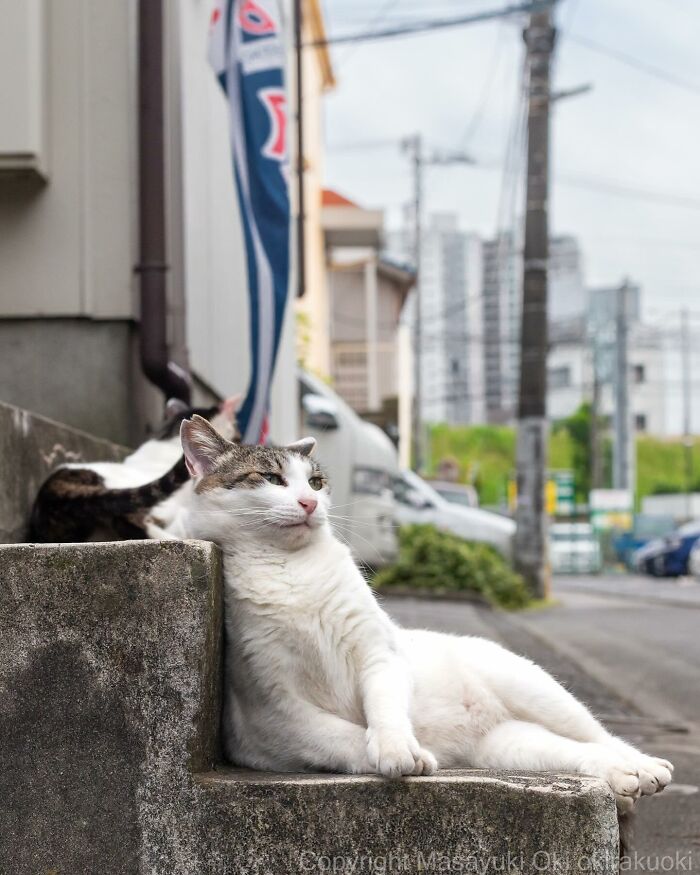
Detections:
197,443,327,494
180,416,329,550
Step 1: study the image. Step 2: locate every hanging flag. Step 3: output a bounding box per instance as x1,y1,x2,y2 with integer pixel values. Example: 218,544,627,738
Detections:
209,0,291,444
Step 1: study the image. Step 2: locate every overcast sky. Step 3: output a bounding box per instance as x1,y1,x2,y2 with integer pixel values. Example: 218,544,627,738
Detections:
320,0,700,323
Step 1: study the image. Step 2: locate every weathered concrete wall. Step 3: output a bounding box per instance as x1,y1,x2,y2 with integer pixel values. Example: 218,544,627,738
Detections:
0,319,148,445
0,540,223,875
0,400,129,542
0,539,619,874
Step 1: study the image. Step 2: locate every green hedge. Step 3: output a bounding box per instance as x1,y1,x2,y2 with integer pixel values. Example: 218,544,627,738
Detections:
373,524,530,610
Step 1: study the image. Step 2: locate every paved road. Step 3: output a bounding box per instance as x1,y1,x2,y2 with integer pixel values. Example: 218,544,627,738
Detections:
384,577,700,872
555,572,700,610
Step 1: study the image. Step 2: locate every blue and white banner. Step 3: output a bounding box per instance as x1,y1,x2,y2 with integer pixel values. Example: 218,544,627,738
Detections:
209,0,291,444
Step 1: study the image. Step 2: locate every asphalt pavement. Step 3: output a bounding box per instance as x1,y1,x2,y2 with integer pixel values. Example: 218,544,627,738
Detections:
383,575,700,873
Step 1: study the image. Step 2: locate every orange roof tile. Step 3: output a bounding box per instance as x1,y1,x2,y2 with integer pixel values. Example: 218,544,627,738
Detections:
322,189,359,208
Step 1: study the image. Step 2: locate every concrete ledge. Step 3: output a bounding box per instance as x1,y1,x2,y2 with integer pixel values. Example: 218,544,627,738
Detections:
0,400,129,542
0,540,619,874
0,540,223,874
194,768,618,874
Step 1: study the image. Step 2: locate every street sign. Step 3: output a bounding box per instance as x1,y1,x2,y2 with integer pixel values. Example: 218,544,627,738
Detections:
551,470,575,516
509,470,575,516
590,488,633,531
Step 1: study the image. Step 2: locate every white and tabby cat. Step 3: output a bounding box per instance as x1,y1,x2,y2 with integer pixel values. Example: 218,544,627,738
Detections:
30,396,240,542
173,415,673,812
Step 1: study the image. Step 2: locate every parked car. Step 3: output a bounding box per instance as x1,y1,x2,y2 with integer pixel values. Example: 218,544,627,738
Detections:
613,514,676,568
631,520,700,577
688,538,700,580
549,523,602,574
428,480,479,508
392,470,514,557
298,370,399,567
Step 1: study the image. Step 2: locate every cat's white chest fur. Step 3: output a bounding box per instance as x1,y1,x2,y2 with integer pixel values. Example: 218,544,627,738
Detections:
224,538,395,768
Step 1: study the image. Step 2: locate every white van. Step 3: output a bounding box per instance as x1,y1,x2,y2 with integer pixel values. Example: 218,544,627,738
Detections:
298,370,399,568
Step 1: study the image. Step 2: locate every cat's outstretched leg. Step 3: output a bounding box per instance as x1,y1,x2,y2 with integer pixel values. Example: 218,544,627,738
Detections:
471,719,641,813
226,699,375,775
472,640,673,796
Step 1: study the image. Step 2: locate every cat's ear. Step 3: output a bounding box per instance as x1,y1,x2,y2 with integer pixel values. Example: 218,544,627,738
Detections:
219,393,243,421
287,437,316,457
180,414,231,477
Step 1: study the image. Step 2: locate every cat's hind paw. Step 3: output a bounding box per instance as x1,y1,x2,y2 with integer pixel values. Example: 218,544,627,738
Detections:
607,767,641,814
583,755,641,813
632,755,673,796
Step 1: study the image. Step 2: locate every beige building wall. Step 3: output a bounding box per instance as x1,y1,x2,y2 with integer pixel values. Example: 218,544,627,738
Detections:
328,260,411,414
0,0,136,319
293,1,335,379
0,0,304,445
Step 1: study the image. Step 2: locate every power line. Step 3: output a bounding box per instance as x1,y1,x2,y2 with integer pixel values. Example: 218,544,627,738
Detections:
555,172,700,211
327,139,700,211
457,20,508,147
332,0,402,69
565,32,700,97
307,1,557,47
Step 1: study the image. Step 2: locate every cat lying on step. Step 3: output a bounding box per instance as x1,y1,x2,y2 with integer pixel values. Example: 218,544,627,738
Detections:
30,396,240,542
173,414,673,812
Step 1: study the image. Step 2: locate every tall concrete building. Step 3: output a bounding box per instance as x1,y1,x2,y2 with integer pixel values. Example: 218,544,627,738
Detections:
416,214,485,426
482,232,521,424
481,232,585,424
547,306,666,436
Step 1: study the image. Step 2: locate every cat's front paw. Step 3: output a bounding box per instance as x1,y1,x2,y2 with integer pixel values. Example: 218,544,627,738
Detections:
366,727,438,778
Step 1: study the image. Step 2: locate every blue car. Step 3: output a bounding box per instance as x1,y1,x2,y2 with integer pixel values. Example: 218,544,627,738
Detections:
613,514,675,569
633,520,700,577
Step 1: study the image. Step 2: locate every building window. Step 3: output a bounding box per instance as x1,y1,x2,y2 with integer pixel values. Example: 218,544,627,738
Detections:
633,364,646,384
548,366,571,390
635,413,647,432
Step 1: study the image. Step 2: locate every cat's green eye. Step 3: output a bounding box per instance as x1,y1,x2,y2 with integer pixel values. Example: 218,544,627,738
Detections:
308,476,323,491
262,472,285,486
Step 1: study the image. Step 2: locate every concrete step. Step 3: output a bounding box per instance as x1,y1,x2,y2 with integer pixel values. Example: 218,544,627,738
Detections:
0,540,619,874
194,769,618,874
0,400,129,542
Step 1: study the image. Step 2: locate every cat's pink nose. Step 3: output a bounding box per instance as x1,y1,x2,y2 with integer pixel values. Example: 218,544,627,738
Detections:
298,497,318,516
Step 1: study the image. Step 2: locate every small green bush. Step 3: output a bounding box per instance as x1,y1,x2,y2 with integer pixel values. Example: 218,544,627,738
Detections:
373,524,530,610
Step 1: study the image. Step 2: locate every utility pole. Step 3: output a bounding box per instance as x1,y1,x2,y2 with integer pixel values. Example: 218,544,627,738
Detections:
590,370,604,489
513,9,555,599
681,308,694,518
612,279,634,493
403,134,425,472
402,138,474,472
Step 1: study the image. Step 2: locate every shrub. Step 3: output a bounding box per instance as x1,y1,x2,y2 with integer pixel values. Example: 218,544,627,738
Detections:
373,524,530,610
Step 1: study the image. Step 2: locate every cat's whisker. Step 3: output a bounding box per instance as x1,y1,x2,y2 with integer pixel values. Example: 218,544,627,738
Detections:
328,520,381,576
